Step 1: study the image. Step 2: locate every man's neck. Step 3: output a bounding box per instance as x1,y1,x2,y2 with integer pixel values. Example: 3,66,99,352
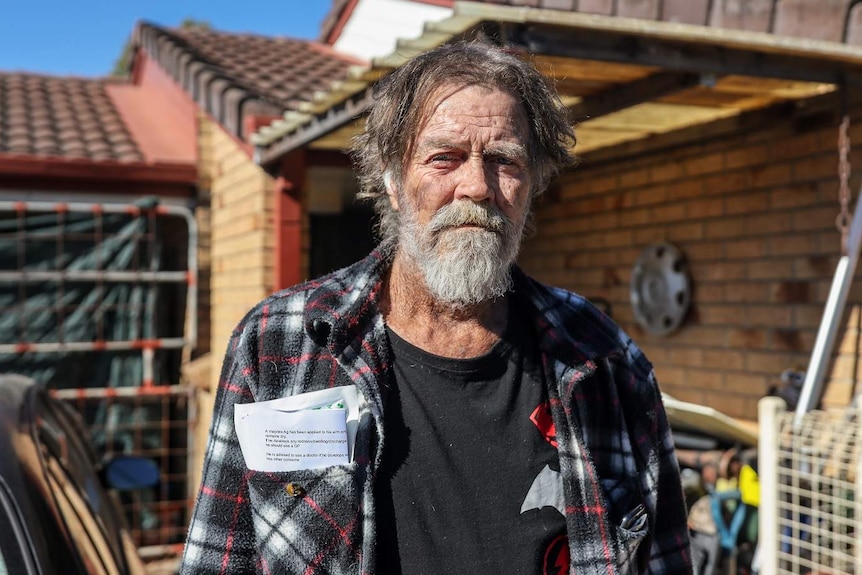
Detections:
381,252,509,359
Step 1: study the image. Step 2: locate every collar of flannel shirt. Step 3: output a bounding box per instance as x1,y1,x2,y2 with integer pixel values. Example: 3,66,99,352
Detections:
296,238,650,384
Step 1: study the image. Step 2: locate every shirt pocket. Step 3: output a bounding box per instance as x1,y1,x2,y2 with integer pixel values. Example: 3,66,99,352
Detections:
246,462,366,574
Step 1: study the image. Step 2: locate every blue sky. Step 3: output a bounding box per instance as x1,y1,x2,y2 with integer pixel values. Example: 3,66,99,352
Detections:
0,0,332,77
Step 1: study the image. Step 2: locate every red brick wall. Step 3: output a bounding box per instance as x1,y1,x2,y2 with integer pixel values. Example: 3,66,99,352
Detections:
520,105,862,420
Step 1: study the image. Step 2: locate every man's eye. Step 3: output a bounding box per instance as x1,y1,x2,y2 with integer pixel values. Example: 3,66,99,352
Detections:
431,153,458,162
488,155,516,166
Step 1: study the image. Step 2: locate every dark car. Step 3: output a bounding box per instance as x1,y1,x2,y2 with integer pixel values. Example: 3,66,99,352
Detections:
0,374,159,575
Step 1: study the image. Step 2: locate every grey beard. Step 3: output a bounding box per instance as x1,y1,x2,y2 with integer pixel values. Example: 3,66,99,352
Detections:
399,200,523,309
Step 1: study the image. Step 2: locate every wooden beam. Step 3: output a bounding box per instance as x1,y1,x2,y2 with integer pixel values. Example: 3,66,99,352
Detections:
505,22,862,86
577,89,849,166
568,71,703,122
458,2,862,66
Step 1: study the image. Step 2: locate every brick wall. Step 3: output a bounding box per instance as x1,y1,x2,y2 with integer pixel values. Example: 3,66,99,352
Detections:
192,113,213,362
520,105,862,421
187,116,277,486
205,118,276,388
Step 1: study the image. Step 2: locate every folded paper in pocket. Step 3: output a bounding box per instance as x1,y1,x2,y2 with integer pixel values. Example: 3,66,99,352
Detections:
234,386,359,472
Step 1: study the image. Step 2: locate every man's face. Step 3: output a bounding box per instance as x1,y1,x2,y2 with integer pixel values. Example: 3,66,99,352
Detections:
390,84,533,307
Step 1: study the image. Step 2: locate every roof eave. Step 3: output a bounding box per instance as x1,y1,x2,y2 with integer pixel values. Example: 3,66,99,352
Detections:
0,154,198,186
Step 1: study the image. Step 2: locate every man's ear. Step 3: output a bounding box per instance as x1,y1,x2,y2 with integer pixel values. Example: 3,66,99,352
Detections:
384,171,400,211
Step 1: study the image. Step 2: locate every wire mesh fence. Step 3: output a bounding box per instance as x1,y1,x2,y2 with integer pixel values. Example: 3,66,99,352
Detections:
759,396,862,574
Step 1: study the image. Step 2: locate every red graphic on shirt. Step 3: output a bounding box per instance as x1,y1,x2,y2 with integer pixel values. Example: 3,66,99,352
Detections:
542,534,570,575
530,402,558,448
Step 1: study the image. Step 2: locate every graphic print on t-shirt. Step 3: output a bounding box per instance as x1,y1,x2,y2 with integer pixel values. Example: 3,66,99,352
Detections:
522,400,570,575
529,401,558,447
542,535,570,575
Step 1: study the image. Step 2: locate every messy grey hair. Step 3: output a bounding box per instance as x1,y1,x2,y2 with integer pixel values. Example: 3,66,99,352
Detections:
350,41,576,241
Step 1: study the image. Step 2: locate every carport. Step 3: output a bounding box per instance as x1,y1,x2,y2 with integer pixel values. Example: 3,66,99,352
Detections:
254,1,859,160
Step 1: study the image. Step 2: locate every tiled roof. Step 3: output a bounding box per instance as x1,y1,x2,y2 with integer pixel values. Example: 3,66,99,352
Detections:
0,73,144,162
133,23,363,139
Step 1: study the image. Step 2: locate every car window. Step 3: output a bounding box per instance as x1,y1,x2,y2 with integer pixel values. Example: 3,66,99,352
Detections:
34,393,129,573
42,453,120,575
37,397,119,523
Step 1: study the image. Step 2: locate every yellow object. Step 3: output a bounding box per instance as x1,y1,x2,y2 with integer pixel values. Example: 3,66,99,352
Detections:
739,465,759,507
715,477,737,492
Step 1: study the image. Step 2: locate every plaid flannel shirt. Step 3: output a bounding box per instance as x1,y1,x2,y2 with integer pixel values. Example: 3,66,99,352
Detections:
180,243,692,574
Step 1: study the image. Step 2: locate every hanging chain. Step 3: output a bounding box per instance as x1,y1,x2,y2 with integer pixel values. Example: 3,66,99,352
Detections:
837,115,852,255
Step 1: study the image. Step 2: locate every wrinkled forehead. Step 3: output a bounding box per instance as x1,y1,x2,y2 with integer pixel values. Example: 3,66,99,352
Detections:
420,82,526,125
405,82,529,157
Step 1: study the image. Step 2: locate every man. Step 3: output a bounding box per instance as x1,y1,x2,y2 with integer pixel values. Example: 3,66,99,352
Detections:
181,42,691,574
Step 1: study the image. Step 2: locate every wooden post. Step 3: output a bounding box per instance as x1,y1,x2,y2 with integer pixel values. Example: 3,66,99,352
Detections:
275,149,305,291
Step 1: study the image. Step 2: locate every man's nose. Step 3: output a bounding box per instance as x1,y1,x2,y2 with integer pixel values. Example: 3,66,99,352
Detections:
454,157,494,202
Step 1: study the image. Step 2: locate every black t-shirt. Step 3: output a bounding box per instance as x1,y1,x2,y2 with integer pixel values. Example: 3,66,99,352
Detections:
376,307,568,574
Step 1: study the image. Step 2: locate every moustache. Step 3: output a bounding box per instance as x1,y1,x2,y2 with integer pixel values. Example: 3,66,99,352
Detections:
426,201,510,235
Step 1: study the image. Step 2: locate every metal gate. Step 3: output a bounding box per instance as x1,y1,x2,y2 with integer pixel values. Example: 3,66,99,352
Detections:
0,199,198,551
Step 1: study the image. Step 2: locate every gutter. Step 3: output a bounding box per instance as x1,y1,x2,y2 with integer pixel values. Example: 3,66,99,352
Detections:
0,154,198,185
254,89,373,169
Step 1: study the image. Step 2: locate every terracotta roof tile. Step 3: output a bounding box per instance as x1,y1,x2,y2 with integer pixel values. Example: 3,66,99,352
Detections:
134,22,364,139
0,73,145,163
